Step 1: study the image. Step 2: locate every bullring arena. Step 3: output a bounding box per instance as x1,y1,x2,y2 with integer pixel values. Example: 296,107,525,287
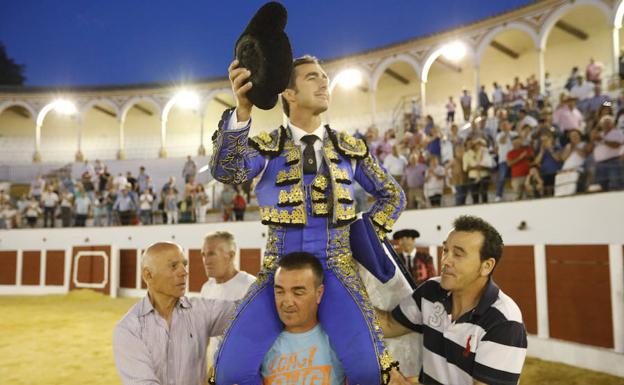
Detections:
1,0,624,384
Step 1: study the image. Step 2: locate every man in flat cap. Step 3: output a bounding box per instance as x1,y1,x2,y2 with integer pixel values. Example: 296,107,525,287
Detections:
393,229,437,285
210,5,405,381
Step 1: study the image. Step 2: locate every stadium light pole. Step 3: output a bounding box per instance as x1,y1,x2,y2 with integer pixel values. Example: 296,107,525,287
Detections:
34,99,77,163
161,90,200,159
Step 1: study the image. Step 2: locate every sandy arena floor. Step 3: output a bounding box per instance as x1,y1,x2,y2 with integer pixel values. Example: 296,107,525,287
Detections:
0,290,622,385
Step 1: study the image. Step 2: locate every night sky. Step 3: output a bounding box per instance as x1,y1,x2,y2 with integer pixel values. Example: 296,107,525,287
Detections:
1,1,534,87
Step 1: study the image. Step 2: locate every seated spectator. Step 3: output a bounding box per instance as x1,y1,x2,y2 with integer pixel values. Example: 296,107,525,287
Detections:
402,153,427,209
517,108,538,130
534,134,562,196
424,157,445,207
590,115,624,191
507,134,534,200
524,165,545,199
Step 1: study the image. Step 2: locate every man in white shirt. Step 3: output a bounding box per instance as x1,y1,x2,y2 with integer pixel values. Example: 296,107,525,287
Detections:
41,185,59,228
201,231,256,371
590,115,624,191
384,145,408,183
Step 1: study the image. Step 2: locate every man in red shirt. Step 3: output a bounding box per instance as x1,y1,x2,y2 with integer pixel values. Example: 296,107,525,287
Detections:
506,133,534,200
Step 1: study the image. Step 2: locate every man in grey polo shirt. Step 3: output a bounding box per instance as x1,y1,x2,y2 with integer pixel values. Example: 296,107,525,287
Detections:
381,215,527,385
113,242,235,385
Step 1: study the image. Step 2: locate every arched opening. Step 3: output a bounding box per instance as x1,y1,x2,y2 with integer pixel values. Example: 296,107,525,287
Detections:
80,100,119,161
39,108,79,164
422,43,476,126
373,59,421,132
328,66,372,134
541,3,612,91
0,102,35,164
122,98,161,159
478,27,540,103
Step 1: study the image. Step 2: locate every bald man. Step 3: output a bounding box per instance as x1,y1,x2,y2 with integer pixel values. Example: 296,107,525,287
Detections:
113,242,235,385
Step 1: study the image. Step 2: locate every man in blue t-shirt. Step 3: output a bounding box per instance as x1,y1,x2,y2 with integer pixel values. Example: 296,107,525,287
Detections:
261,252,345,385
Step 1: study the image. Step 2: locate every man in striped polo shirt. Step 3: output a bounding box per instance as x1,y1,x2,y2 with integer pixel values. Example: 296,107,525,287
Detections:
381,215,527,385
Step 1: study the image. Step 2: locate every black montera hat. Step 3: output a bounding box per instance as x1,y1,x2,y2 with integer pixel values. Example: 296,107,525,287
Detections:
235,2,293,110
392,229,420,240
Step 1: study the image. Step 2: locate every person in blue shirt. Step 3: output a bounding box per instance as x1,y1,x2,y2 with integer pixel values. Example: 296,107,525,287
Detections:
262,252,345,385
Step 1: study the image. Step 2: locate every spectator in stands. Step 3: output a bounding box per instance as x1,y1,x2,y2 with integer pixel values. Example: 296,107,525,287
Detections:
376,128,396,162
105,187,117,226
30,174,45,201
41,185,59,228
553,93,585,145
93,191,107,227
492,82,504,109
449,144,469,206
534,134,562,196
220,184,234,222
364,125,381,157
402,153,427,209
524,165,544,199
160,177,177,223
585,57,603,84
446,96,456,123
139,188,154,225
423,115,434,136
544,72,552,99
126,171,138,194
137,166,150,193
507,134,534,200
164,187,179,225
200,231,256,373
460,89,471,122
517,108,538,130
478,85,491,115
24,196,41,228
439,130,455,166
182,155,197,183
565,66,580,91
113,172,128,192
590,115,624,191
94,159,104,177
195,184,210,223
571,75,594,113
113,242,235,385
561,128,589,192
232,185,247,221
81,170,95,200
424,156,445,207
384,145,408,183
74,189,91,227
494,120,513,202
114,187,136,226
59,189,73,227
426,126,442,161
463,138,491,204
588,84,611,118
98,166,110,193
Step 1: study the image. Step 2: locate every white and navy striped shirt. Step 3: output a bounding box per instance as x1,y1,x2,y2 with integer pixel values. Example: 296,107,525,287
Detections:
392,277,527,385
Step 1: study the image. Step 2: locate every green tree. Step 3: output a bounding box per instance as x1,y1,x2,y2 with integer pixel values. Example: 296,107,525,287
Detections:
0,42,26,85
